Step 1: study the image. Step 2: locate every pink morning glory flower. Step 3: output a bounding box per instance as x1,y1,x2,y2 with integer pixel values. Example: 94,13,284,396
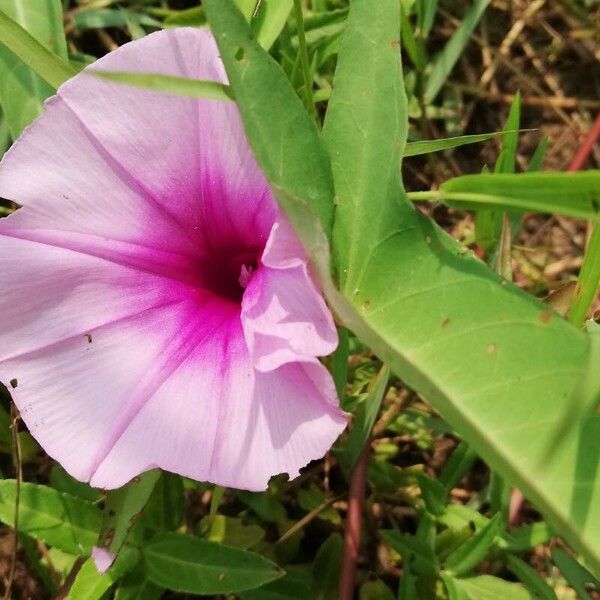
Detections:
0,28,347,491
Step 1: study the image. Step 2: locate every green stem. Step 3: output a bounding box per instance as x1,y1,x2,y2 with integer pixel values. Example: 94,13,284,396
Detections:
406,190,442,202
292,0,317,121
569,220,600,328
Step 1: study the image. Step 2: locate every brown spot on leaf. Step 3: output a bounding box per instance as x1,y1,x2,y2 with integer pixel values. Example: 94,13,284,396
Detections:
486,343,496,354
361,300,371,310
441,318,450,328
539,309,553,324
390,39,401,48
425,236,432,245
103,529,115,546
219,573,226,581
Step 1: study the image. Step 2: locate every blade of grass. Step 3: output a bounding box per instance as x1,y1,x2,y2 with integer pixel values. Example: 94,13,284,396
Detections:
407,171,600,221
0,7,75,89
404,130,529,157
569,220,600,328
87,70,234,101
424,0,489,104
292,0,317,121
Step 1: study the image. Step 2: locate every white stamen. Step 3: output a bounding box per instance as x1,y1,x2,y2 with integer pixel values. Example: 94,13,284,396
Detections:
238,264,254,288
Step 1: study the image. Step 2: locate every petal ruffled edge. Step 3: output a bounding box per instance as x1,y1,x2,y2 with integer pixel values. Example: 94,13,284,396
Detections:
241,219,338,372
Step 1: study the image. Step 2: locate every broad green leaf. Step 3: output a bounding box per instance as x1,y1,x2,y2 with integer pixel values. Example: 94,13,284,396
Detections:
240,568,313,600
322,0,406,292
143,532,284,594
235,0,258,22
115,567,163,600
0,0,66,137
204,0,334,241
442,574,534,600
252,0,293,50
204,0,600,577
505,555,558,600
0,5,75,96
312,532,343,599
359,579,395,600
49,464,101,504
380,530,439,578
96,470,160,561
236,489,287,524
144,472,184,532
88,70,234,101
201,515,265,549
431,171,600,220
0,480,100,554
339,365,389,470
69,547,139,600
404,131,518,157
424,0,489,103
444,514,501,576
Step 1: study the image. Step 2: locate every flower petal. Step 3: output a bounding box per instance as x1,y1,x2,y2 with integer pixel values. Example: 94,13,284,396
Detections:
92,547,115,574
0,234,194,362
0,298,234,483
57,27,276,249
241,221,337,371
207,358,347,490
87,321,345,491
0,95,197,257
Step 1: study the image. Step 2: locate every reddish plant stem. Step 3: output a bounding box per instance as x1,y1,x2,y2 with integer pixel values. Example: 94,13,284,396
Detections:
339,444,370,600
567,114,600,172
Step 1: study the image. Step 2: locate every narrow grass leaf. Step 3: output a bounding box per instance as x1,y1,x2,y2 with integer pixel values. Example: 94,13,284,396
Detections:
505,555,558,600
424,0,489,103
552,547,598,600
404,131,524,157
88,70,234,101
0,6,75,92
444,514,501,577
569,220,600,328
0,0,69,137
435,171,600,220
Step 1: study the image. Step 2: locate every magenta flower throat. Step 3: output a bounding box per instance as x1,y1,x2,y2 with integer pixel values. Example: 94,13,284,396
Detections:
0,28,347,491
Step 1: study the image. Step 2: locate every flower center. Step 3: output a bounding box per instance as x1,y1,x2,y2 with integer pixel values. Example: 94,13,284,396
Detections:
199,248,259,304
